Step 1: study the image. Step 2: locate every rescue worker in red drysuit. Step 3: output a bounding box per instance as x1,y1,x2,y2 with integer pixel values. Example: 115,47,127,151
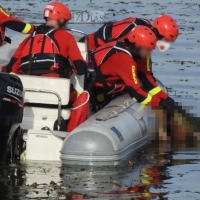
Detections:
80,15,178,52
0,5,34,45
91,26,174,107
81,15,179,102
6,2,89,132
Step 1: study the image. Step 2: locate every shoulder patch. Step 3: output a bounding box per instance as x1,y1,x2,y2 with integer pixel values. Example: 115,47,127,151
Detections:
132,65,138,84
146,56,151,72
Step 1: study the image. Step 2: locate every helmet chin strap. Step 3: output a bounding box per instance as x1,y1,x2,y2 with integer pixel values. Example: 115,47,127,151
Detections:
57,19,67,29
124,39,141,61
132,45,142,61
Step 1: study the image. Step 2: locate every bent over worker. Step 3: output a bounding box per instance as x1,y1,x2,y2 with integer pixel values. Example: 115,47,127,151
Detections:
80,14,179,52
6,2,89,132
81,14,179,101
91,25,171,107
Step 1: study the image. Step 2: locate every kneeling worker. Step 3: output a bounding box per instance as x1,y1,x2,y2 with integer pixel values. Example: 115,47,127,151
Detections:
6,2,89,132
83,15,179,104
92,25,170,107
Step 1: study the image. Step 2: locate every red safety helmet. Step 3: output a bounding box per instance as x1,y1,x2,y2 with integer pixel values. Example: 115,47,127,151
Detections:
0,25,5,46
128,25,157,50
152,14,179,42
43,2,72,21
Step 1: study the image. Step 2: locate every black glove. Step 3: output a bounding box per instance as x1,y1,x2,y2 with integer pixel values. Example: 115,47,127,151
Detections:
160,97,187,118
159,97,175,109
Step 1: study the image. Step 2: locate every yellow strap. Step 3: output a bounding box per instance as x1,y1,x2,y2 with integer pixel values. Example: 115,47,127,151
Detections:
0,7,11,17
97,93,105,102
141,179,150,184
149,86,162,96
10,72,16,74
141,173,150,178
141,94,152,105
21,23,32,34
138,104,145,112
76,91,80,98
142,192,151,197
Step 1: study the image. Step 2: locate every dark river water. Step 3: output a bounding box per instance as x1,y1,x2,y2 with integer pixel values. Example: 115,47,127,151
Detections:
1,0,200,199
1,150,200,200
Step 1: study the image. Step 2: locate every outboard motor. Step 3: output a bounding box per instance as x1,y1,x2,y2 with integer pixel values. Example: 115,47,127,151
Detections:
0,73,24,162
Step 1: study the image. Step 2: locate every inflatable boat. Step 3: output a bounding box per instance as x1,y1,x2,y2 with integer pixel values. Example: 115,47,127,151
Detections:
0,29,166,165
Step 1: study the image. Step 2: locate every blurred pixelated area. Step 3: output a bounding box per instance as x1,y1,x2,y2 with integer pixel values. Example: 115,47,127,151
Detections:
149,102,200,152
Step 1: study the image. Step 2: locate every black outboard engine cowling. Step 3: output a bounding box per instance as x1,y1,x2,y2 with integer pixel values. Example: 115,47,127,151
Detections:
0,73,24,162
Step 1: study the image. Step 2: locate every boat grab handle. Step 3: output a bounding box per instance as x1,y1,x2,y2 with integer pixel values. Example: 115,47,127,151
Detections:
24,89,62,129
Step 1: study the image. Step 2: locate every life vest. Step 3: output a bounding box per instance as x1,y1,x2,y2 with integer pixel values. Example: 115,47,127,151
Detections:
92,41,133,94
20,26,71,77
94,18,151,48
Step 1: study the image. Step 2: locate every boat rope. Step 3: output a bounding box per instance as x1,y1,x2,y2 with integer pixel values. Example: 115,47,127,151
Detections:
96,98,138,121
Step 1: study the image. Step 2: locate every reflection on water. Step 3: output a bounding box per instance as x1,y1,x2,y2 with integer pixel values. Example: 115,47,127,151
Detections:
1,150,200,200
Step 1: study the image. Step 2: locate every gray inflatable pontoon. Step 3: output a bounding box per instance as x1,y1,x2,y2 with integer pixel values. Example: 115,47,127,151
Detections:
61,94,156,165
